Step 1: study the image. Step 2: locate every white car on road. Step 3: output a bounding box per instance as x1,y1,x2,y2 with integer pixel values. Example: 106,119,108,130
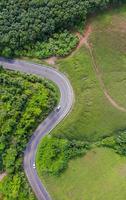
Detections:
33,163,36,169
56,105,61,112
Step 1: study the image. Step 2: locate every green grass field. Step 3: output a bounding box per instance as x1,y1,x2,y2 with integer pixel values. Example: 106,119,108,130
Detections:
41,148,126,200
37,5,126,200
50,5,126,142
90,5,126,108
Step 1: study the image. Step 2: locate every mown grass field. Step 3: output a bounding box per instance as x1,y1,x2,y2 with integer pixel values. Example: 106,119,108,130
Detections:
37,5,126,200
41,148,126,200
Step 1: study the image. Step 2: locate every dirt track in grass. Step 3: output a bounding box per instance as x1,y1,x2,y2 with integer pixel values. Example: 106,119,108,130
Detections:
76,24,126,112
87,45,126,112
45,24,126,113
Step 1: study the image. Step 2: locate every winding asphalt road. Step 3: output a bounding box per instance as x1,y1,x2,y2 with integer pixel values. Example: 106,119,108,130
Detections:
0,57,74,200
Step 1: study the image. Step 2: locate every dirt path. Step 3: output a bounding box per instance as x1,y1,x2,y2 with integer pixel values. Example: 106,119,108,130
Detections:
75,24,126,112
76,25,92,49
45,24,126,112
45,25,92,65
73,24,126,112
87,45,126,112
70,25,92,57
45,56,57,65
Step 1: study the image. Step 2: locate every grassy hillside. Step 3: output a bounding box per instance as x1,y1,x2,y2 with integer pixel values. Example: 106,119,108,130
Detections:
50,5,126,141
90,5,126,108
37,5,126,200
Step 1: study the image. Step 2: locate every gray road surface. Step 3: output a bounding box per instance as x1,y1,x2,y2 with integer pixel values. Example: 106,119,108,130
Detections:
0,57,74,200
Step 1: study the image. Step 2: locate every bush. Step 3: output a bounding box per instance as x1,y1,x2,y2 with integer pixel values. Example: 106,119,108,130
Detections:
37,136,90,176
99,130,126,156
99,136,116,148
15,31,79,59
115,131,126,155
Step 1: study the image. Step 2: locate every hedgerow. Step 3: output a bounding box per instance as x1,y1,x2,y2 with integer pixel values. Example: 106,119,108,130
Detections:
37,129,126,176
99,130,126,156
36,136,90,176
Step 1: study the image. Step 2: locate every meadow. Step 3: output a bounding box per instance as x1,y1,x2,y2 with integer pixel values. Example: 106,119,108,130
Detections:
90,5,126,108
51,5,126,142
41,148,126,200
37,5,126,200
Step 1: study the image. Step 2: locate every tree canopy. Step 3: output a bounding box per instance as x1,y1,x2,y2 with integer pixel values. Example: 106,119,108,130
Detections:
0,0,123,57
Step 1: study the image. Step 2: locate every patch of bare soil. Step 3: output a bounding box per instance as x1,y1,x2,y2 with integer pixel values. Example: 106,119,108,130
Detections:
76,25,92,49
0,172,7,182
44,25,92,64
45,56,57,65
70,25,92,57
85,150,97,162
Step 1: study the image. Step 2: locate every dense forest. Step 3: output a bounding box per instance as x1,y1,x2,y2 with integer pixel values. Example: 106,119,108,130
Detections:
0,0,124,58
0,67,58,199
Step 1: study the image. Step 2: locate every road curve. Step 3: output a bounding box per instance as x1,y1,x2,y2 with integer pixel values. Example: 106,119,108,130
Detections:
0,57,74,200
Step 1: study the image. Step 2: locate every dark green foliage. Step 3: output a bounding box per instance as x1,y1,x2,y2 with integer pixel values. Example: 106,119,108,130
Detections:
0,67,58,199
99,130,126,156
0,0,122,58
37,136,90,176
15,31,79,58
0,0,88,57
67,140,90,158
115,131,126,155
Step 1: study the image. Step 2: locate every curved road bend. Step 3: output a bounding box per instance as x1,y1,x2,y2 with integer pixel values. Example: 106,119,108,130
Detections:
0,57,74,200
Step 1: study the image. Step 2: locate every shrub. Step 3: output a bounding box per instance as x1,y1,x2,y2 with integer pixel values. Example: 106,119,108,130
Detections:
99,130,126,156
15,31,79,59
37,136,90,176
115,131,126,155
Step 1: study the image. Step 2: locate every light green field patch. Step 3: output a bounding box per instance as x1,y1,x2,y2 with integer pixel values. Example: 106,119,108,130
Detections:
41,148,126,200
90,5,126,108
51,46,126,141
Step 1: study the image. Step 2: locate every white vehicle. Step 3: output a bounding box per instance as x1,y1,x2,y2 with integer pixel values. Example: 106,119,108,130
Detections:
56,105,61,112
33,163,36,169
